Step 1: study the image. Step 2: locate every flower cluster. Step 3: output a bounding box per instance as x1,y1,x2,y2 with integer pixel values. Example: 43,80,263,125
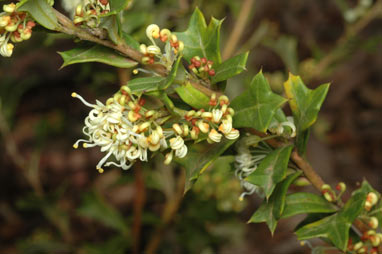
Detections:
234,136,272,201
188,56,216,78
0,3,36,57
72,87,240,172
268,116,296,138
73,0,110,27
139,24,184,70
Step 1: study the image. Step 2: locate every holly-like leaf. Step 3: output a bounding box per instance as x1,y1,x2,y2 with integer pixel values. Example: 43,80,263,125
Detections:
77,192,128,235
296,181,373,251
282,192,337,219
249,171,301,234
18,0,58,31
246,145,293,199
210,51,249,84
100,15,122,45
109,0,132,13
58,44,137,69
127,77,166,93
175,7,223,64
231,71,287,132
175,139,236,193
175,82,210,109
283,73,330,131
159,56,183,90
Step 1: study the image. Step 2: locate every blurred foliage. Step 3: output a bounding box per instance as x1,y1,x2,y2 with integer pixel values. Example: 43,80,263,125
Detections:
0,0,381,253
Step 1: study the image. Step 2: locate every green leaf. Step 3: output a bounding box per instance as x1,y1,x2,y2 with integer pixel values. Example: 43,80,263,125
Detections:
296,180,373,251
175,7,223,64
77,192,128,235
159,56,182,90
231,71,287,132
122,32,140,51
109,0,132,13
58,44,137,69
127,76,166,93
282,192,337,219
210,51,249,84
249,171,301,234
283,73,330,131
175,139,236,193
263,36,298,73
175,82,210,109
18,0,58,31
246,145,293,199
100,15,122,45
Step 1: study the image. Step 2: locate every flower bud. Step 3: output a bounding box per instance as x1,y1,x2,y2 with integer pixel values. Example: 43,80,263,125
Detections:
367,192,378,206
225,128,240,140
178,41,184,52
353,242,363,251
5,23,17,32
170,136,184,150
212,109,223,123
3,3,16,13
219,95,229,105
139,122,151,132
156,126,164,138
336,182,346,192
121,85,131,95
159,28,171,42
145,110,155,118
208,129,222,143
172,123,183,135
128,111,140,122
201,111,212,120
147,45,161,55
164,152,173,165
197,121,209,133
20,29,32,40
146,24,160,40
368,217,379,229
0,16,10,27
370,234,381,247
76,4,83,16
182,124,189,137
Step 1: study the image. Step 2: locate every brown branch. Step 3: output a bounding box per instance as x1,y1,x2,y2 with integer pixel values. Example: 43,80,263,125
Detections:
144,169,185,254
132,162,146,254
222,0,255,60
248,128,325,191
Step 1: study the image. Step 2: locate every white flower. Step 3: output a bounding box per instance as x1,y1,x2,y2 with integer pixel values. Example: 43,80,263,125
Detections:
169,136,184,150
218,119,232,134
208,129,222,143
211,109,223,123
175,144,187,158
0,42,13,57
225,128,240,140
72,92,149,172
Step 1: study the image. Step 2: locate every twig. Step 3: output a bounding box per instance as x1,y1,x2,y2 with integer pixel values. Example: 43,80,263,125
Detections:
222,0,255,60
132,162,146,254
144,169,185,254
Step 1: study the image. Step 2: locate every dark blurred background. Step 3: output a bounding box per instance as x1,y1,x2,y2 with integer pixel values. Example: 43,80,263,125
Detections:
0,0,381,253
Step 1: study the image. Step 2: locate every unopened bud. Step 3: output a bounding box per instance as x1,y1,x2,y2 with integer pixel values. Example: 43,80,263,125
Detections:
164,152,173,165
121,85,131,95
147,45,161,55
353,242,363,251
367,192,378,206
145,110,155,118
219,95,229,105
182,124,189,137
368,217,379,229
370,234,381,247
3,3,16,13
197,121,210,133
139,122,151,132
76,4,83,16
336,182,346,192
172,123,183,135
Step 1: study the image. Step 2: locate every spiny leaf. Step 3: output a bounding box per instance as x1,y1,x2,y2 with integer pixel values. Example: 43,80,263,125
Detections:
175,82,210,109
231,71,287,132
246,145,293,199
296,180,373,251
175,139,236,193
58,44,137,69
211,51,249,84
77,192,128,235
283,73,330,131
282,192,337,219
175,7,223,64
18,0,58,31
127,77,166,93
248,171,301,234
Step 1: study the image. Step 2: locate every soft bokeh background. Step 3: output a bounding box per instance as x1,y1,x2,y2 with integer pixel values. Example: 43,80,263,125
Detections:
0,0,381,253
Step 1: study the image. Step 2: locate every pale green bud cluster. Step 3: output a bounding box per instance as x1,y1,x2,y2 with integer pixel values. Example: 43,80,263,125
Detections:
73,0,110,28
0,3,36,57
